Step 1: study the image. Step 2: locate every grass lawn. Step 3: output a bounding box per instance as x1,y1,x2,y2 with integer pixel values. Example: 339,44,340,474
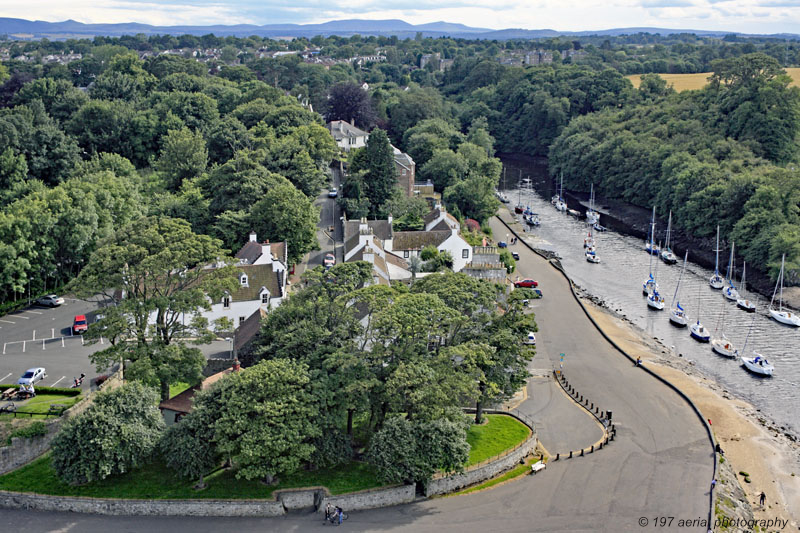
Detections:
0,454,384,499
0,393,82,421
168,381,195,398
466,414,531,467
626,68,800,92
453,456,536,496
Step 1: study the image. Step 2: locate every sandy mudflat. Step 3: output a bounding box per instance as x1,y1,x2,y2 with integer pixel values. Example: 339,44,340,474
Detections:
584,302,800,530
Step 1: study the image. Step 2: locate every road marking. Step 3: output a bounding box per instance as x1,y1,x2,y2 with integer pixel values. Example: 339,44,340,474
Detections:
51,376,66,387
2,343,5,355
51,328,55,338
32,330,36,341
0,373,11,382
12,314,29,319
26,310,43,315
22,341,25,353
42,339,45,350
0,319,15,324
61,337,64,347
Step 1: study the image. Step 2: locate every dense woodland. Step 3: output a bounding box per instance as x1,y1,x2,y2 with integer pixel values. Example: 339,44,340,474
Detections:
1,30,799,308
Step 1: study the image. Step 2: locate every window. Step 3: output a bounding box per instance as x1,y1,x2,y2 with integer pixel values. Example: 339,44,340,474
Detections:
261,293,269,304
239,316,246,326
403,251,409,258
462,249,469,259
223,296,231,309
240,274,248,287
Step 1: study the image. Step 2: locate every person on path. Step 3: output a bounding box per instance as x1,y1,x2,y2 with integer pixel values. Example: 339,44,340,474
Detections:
325,503,333,522
710,479,716,490
759,492,766,507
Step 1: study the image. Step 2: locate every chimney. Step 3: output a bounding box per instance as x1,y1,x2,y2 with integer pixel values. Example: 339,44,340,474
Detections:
350,117,355,126
388,213,393,226
261,240,271,263
363,246,375,265
232,360,240,372
359,217,369,234
249,231,257,242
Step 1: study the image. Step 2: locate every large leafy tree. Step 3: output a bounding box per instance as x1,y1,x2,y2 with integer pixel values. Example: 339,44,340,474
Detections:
69,215,239,400
324,82,376,129
155,127,209,190
349,128,396,217
51,382,165,485
248,181,319,264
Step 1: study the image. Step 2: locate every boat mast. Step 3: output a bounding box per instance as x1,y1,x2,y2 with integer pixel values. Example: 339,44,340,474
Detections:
650,206,656,249
671,250,688,308
714,226,720,275
741,298,759,353
779,254,785,312
770,255,783,311
665,211,672,251
741,262,747,295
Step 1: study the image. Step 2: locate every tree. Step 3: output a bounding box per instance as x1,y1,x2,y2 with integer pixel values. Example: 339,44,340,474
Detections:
155,127,208,190
367,416,469,485
324,82,376,129
51,382,165,485
349,129,396,217
212,359,320,484
69,216,239,400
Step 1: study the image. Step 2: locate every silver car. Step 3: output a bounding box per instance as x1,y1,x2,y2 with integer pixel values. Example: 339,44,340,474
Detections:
17,367,46,385
36,294,64,307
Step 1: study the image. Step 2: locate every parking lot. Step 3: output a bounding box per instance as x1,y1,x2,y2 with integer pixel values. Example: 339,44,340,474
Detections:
0,298,234,390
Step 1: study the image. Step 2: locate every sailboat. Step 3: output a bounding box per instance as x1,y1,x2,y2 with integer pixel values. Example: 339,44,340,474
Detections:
669,251,689,326
690,279,710,342
585,184,600,226
643,218,660,295
644,206,659,255
768,254,800,326
514,170,524,214
660,211,678,264
554,173,567,212
647,242,666,310
740,302,774,376
709,226,724,289
524,182,540,226
585,228,600,263
736,262,756,313
723,242,740,301
711,294,738,357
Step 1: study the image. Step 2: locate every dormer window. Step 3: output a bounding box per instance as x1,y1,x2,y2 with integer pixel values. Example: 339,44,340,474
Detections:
260,286,270,304
240,274,248,287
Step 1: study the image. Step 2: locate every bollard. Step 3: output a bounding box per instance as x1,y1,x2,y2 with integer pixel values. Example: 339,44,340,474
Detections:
569,451,573,458
595,406,599,414
580,449,584,457
555,453,559,461
591,445,594,453
611,433,615,441
585,399,589,406
590,402,593,410
599,442,603,449
580,395,583,402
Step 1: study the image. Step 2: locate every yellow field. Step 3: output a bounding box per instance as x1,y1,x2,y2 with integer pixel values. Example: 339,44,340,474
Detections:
626,67,800,91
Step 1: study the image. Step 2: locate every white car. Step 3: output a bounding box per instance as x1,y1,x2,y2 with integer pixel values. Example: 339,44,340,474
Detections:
524,332,536,346
328,187,338,198
323,253,336,268
17,367,46,385
36,294,64,307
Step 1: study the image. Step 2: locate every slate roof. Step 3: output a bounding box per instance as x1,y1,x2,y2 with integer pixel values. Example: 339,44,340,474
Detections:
234,241,287,265
231,264,283,301
344,220,393,242
385,252,409,269
234,308,266,353
328,120,368,141
392,230,451,251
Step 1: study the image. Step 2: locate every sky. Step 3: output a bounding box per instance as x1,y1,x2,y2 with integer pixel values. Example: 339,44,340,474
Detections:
2,0,800,34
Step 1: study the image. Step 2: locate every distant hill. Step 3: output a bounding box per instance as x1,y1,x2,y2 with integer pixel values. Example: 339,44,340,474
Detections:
0,17,797,41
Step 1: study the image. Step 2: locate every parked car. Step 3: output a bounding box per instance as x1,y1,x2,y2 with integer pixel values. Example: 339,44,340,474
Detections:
514,279,538,288
72,315,88,334
17,367,46,385
524,332,536,346
511,251,520,260
36,294,64,307
498,241,508,248
328,187,338,198
323,253,336,268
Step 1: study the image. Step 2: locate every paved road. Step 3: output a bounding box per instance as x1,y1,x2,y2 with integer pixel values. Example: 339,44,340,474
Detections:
0,209,713,532
307,166,342,270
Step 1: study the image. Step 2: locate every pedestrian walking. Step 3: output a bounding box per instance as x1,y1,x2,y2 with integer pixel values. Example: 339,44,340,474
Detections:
710,478,716,490
759,491,766,507
715,443,724,455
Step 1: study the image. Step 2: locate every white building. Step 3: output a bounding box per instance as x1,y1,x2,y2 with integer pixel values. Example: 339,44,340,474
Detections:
327,120,369,152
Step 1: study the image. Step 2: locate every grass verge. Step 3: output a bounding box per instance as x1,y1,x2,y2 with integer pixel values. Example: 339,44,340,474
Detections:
452,456,538,496
0,393,82,421
466,414,531,466
0,454,384,499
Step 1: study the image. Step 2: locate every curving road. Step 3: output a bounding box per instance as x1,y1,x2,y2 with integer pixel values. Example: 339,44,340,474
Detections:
0,210,713,532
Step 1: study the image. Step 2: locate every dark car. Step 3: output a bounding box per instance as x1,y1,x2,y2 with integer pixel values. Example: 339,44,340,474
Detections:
72,315,88,334
511,251,520,260
498,241,508,248
514,279,538,288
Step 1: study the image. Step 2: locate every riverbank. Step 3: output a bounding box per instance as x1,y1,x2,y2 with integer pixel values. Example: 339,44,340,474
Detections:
498,152,800,310
581,297,800,530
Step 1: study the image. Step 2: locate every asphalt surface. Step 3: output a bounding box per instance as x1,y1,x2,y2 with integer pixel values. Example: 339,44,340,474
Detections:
0,208,713,532
307,166,342,270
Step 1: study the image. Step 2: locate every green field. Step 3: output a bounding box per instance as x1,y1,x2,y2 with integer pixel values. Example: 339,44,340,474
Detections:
0,393,82,421
627,67,800,91
465,414,531,466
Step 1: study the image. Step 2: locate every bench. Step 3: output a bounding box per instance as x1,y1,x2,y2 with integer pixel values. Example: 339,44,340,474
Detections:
0,402,16,413
530,461,546,474
1,388,16,400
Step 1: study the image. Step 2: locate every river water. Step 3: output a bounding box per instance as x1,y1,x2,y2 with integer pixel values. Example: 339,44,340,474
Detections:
499,159,800,438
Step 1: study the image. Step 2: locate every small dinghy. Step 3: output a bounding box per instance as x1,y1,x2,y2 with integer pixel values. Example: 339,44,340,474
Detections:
586,249,600,263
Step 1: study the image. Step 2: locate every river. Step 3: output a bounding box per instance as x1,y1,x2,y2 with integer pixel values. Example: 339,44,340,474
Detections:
499,157,800,439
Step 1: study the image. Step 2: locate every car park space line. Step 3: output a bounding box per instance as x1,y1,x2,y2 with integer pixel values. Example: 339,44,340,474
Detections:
50,376,66,387
12,315,29,319
32,330,35,341
0,373,11,382
0,319,15,324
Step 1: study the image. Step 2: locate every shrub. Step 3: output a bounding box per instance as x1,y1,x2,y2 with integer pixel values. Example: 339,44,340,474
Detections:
6,421,48,445
51,382,165,485
310,428,353,470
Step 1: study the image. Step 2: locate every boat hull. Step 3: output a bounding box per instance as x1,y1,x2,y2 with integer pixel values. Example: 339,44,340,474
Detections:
769,309,800,327
736,299,756,313
660,251,678,264
709,275,724,290
647,296,665,310
690,323,710,342
723,287,740,301
741,356,774,376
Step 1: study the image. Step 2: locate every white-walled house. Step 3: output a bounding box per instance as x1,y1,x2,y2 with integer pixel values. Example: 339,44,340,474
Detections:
328,120,369,152
343,218,410,284
148,232,288,331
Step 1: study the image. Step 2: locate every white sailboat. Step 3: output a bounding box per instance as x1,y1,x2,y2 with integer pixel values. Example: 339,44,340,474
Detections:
669,251,689,327
723,242,740,301
709,226,724,289
740,305,774,376
643,217,660,295
690,278,710,342
647,242,666,310
554,173,567,212
769,254,800,326
711,294,738,357
736,261,756,313
644,206,659,255
585,184,600,226
660,211,678,265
